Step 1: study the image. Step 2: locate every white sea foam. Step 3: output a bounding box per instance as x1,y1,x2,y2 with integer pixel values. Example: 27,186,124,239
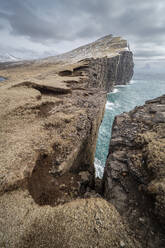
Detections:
129,80,137,84
94,157,104,178
107,88,119,96
106,101,114,110
111,88,119,94
116,84,127,88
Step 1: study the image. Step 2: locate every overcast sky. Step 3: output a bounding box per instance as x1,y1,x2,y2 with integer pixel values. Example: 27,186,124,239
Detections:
0,0,165,63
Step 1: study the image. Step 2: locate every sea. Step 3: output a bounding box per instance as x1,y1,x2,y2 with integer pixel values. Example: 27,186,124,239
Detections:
94,72,165,178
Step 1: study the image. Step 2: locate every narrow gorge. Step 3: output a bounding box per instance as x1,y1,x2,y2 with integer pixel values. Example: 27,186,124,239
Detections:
0,35,164,248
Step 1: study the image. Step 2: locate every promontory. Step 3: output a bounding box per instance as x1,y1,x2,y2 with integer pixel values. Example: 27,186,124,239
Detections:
1,34,157,248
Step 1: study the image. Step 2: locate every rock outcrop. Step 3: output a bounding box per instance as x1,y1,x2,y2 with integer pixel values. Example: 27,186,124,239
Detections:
103,95,165,247
0,35,134,247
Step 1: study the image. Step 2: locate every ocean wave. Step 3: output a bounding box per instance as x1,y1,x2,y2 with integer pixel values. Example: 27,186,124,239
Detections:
111,88,119,94
106,101,114,110
94,158,104,178
116,84,127,87
130,79,137,84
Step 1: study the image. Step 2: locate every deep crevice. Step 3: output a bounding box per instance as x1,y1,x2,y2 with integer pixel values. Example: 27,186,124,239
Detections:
28,155,79,206
28,150,96,206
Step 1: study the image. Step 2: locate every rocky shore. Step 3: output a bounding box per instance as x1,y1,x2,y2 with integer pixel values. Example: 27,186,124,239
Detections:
1,34,161,248
103,94,165,247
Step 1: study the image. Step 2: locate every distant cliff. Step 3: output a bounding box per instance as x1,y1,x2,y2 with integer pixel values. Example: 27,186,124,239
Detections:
43,34,134,92
86,50,133,91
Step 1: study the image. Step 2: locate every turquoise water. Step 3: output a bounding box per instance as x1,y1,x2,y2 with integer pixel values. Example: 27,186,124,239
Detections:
95,77,165,178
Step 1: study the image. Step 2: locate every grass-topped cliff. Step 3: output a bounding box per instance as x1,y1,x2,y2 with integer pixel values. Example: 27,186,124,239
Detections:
0,35,136,247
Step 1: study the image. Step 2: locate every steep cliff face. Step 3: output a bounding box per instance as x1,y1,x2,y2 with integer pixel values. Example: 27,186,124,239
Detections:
103,95,165,247
83,50,133,92
0,35,135,247
0,35,133,196
46,35,134,92
115,51,134,85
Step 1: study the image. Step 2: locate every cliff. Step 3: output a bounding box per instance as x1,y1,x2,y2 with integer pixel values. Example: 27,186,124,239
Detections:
103,95,165,247
0,35,135,247
41,35,134,91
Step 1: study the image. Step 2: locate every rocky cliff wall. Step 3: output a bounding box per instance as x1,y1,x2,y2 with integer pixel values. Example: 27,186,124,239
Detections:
87,50,134,91
58,50,134,92
103,95,165,247
0,47,134,200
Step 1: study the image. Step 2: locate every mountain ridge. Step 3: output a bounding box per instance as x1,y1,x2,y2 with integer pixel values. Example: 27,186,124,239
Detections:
0,35,129,66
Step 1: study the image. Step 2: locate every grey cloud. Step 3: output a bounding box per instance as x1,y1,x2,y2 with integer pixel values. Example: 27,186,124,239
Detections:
0,2,61,41
0,0,165,60
135,50,165,58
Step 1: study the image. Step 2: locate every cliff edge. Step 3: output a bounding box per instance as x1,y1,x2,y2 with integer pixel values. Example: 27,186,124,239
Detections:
103,95,165,247
0,35,135,247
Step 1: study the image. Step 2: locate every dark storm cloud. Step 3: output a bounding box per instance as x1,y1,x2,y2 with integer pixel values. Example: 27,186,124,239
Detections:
0,0,165,59
0,0,67,41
